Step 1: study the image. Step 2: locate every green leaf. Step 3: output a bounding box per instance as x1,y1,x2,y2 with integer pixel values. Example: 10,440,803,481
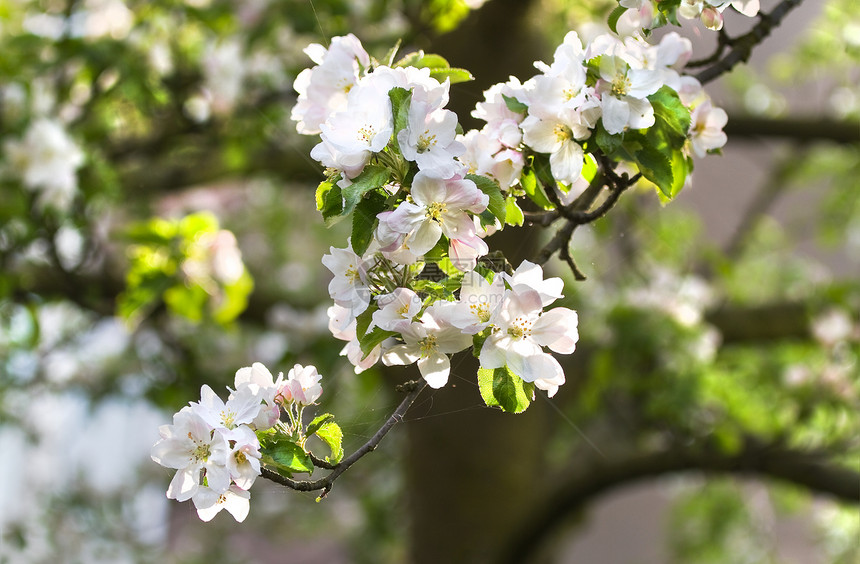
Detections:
649,86,691,140
355,303,378,340
316,421,344,464
316,179,344,225
502,93,528,114
429,67,473,84
352,190,387,256
523,160,556,210
360,326,397,359
413,53,450,69
261,437,314,474
389,87,412,152
477,366,535,414
341,165,391,216
505,195,524,227
306,413,335,437
608,6,627,34
382,39,401,67
634,143,674,197
466,173,506,223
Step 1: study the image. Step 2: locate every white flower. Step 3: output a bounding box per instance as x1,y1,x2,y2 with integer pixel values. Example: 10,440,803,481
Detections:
4,118,85,211
313,82,393,178
447,271,505,334
596,54,663,134
192,484,251,523
521,108,593,185
479,290,579,397
398,99,465,179
458,129,524,189
321,243,372,315
504,260,564,307
471,77,527,148
234,362,282,430
291,34,370,135
382,302,472,388
279,364,323,405
225,425,262,490
150,407,231,501
379,172,488,257
193,384,261,435
688,99,727,158
373,287,422,332
327,304,384,373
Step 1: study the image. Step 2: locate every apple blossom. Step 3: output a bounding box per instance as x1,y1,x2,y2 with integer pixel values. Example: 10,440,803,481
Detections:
688,99,728,158
373,287,423,332
596,54,663,134
279,364,323,406
321,242,373,315
382,302,472,388
378,172,488,258
192,485,251,523
479,289,579,397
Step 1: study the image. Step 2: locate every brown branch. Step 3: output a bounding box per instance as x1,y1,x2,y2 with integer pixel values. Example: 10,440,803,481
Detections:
499,436,860,564
261,379,427,497
724,116,860,145
695,0,806,85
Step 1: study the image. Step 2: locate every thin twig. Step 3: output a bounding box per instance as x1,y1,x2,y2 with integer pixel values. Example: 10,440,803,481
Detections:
695,0,805,85
261,379,427,497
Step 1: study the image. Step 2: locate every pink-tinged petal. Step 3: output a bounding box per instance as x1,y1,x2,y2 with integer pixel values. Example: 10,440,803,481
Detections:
449,236,488,272
383,201,426,234
441,211,478,240
382,344,421,366
418,352,450,388
411,172,447,207
532,308,579,354
532,355,565,397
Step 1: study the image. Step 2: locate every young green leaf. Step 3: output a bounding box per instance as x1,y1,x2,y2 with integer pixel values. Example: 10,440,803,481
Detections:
360,326,397,359
306,413,336,437
608,6,627,34
466,173,506,224
316,180,344,225
352,190,387,255
477,366,535,414
429,67,474,84
315,420,344,464
505,195,525,227
502,93,528,114
523,160,556,210
261,437,314,475
341,165,391,216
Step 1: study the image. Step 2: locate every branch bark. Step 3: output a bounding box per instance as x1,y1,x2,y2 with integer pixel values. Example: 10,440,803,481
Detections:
260,379,427,497
499,437,860,564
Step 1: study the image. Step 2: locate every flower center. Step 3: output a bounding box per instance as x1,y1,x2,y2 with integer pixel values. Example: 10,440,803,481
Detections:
418,335,438,356
220,409,236,429
417,130,437,153
553,123,573,142
235,450,247,465
469,302,491,322
426,201,447,222
345,264,361,283
611,74,631,98
357,125,376,144
506,316,533,340
563,87,581,101
191,438,211,463
397,303,411,316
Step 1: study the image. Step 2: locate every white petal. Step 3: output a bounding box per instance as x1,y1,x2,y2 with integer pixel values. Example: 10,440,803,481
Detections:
418,353,450,388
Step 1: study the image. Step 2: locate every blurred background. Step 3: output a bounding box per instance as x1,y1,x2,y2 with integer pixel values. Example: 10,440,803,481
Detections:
0,1,858,563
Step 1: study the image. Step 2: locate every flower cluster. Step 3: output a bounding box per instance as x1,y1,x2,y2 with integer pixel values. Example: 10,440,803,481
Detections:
617,0,760,32
464,30,727,195
293,35,583,398
151,362,324,522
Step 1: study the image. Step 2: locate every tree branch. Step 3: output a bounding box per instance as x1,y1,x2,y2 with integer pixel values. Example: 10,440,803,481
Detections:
695,0,806,85
499,436,860,564
261,379,427,497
